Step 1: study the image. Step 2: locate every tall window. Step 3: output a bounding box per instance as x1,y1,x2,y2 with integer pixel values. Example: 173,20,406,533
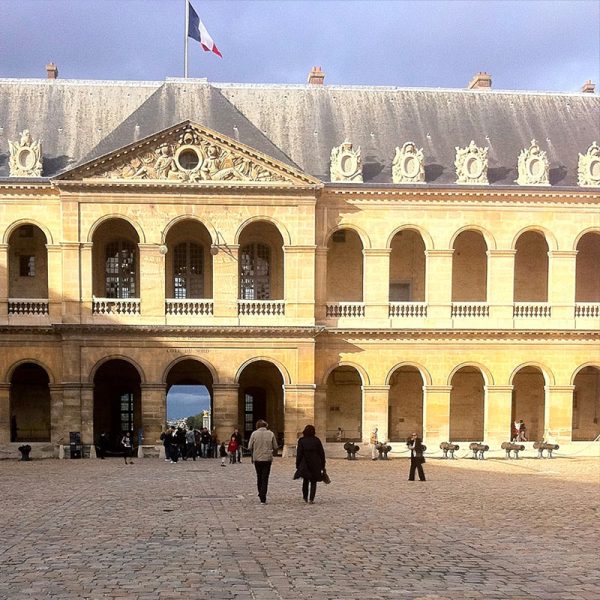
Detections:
240,243,270,300
105,240,136,298
173,242,203,298
120,392,134,433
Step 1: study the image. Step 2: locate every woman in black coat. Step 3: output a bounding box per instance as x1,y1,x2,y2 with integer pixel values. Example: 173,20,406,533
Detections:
407,432,426,481
295,424,326,504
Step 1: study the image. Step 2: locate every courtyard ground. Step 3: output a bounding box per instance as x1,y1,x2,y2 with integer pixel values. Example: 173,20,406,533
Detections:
0,452,598,600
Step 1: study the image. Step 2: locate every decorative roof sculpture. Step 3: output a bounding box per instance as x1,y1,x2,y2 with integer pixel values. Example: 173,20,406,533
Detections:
455,140,488,185
578,142,600,187
392,142,425,184
516,139,550,186
330,140,363,183
8,129,43,177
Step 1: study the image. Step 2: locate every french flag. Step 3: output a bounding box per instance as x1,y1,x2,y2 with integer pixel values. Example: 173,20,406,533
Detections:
188,2,222,58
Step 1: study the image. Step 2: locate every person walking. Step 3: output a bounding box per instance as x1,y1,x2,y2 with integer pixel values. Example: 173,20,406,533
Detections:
120,431,134,465
227,434,239,464
247,419,278,504
295,424,326,504
407,432,426,481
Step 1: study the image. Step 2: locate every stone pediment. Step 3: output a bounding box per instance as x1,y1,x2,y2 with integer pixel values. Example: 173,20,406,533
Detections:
56,121,318,186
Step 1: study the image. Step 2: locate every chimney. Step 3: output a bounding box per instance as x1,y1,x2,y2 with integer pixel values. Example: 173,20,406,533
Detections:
468,72,492,90
308,66,325,85
46,62,58,79
581,80,595,93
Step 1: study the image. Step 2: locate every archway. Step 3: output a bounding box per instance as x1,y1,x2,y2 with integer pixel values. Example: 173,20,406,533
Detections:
512,366,545,441
93,359,141,451
514,231,549,301
238,361,284,447
326,229,364,302
165,359,213,428
10,363,50,442
8,224,49,299
449,367,485,441
325,366,362,441
572,366,600,441
388,366,424,441
452,230,488,301
389,229,426,301
575,232,600,302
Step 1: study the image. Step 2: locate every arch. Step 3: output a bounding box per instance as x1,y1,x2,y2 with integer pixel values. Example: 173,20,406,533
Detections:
385,361,432,386
321,361,370,387
570,362,600,385
86,214,146,243
386,225,433,251
325,223,372,249
447,362,494,387
235,356,291,386
449,364,486,442
3,219,54,245
162,355,219,385
162,215,214,244
449,225,496,251
234,216,291,246
511,226,558,251
573,227,600,251
5,358,55,385
508,362,554,386
88,355,147,385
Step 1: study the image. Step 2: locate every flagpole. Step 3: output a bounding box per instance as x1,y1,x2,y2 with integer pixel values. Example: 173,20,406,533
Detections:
184,0,189,78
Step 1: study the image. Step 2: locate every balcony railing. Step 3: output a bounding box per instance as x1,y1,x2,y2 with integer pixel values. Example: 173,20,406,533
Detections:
575,303,600,318
389,302,428,318
513,303,551,318
326,302,365,318
92,297,141,315
166,299,214,316
451,302,490,318
8,298,49,315
238,300,285,316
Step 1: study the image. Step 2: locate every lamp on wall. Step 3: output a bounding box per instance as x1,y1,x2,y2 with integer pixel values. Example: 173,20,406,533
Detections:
210,229,236,259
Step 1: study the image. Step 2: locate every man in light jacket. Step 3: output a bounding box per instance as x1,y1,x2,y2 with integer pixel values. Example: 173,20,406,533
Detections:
247,419,279,504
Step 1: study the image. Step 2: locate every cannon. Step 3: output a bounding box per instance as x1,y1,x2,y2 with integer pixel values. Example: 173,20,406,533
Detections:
376,442,392,459
533,441,559,458
501,441,525,459
469,442,489,460
18,444,32,461
343,441,360,460
439,441,460,459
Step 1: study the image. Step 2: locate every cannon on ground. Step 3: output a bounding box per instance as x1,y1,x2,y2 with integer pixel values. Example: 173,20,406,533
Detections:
533,441,559,458
469,442,489,460
439,442,460,459
501,441,525,459
343,441,360,460
375,442,392,459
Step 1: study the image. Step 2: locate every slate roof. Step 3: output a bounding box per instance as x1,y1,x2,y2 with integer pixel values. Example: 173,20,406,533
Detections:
0,77,598,186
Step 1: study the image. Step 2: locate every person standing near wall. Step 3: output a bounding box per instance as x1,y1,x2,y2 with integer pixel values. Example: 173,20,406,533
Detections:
370,427,379,460
247,420,278,504
407,432,426,481
295,425,326,504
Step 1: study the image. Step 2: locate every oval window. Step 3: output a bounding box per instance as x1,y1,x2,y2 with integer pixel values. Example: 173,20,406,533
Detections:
177,148,201,171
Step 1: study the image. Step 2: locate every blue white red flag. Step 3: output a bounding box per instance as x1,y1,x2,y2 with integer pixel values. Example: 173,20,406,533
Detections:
188,2,222,58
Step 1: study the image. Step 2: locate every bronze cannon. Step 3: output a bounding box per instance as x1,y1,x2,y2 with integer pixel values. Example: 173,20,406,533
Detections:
343,441,360,460
500,441,525,459
375,442,392,459
439,441,460,459
468,442,489,460
533,441,559,458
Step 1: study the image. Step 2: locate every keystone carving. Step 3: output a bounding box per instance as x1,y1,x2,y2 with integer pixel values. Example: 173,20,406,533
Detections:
455,140,488,185
516,139,549,186
330,140,363,182
8,129,43,177
392,142,425,183
578,142,600,187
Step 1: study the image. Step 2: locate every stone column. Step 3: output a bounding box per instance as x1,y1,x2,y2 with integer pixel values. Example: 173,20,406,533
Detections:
0,383,10,444
283,246,316,322
548,251,578,327
487,250,516,327
0,244,9,320
315,247,328,321
49,384,64,446
423,385,451,445
363,249,391,324
314,384,328,440
80,242,93,320
212,383,239,443
212,245,239,319
138,244,166,318
425,250,453,327
484,385,513,445
546,385,575,443
80,384,94,446
362,385,390,444
141,383,166,448
46,244,63,322
283,383,316,446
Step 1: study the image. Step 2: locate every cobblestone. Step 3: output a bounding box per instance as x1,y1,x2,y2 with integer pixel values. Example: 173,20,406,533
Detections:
0,455,598,599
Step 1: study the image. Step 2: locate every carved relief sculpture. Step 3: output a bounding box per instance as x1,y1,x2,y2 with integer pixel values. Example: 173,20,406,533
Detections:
8,129,43,177
578,142,600,187
330,139,363,182
392,142,425,183
455,140,488,185
516,139,550,185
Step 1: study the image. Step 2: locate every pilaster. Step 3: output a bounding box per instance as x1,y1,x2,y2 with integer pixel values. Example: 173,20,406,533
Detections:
546,385,575,443
283,383,316,445
363,248,392,323
80,242,93,320
487,250,516,326
315,246,328,321
212,383,239,442
80,384,94,445
425,250,453,327
484,385,513,444
548,251,578,327
423,385,452,444
141,383,166,445
314,384,328,440
49,384,64,445
0,244,8,320
0,383,10,444
139,244,166,318
212,245,239,318
362,385,390,443
283,246,316,321
46,244,63,322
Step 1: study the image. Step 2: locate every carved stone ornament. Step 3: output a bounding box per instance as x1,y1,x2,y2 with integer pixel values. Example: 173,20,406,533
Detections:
392,142,425,183
455,140,488,185
8,129,43,177
578,142,600,187
516,139,549,186
330,139,363,182
97,125,287,183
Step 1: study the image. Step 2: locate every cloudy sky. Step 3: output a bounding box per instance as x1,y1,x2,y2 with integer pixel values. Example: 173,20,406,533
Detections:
1,0,598,91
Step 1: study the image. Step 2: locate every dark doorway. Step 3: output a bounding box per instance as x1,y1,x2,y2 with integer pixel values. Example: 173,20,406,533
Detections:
10,363,51,442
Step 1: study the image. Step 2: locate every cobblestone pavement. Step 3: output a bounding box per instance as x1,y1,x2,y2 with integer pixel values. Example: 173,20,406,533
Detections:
0,453,598,600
